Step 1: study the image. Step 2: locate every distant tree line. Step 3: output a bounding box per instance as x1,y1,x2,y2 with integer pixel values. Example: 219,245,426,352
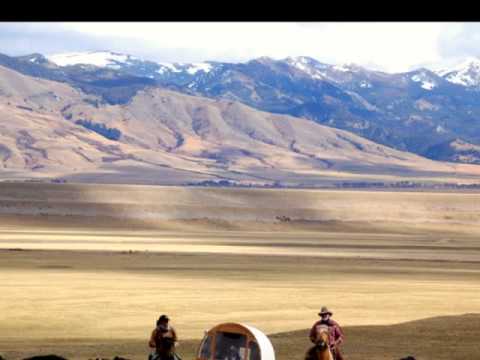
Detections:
335,181,480,189
184,180,480,190
75,119,122,141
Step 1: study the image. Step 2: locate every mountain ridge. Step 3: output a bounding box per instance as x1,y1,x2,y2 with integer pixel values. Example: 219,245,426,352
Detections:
16,50,479,165
1,63,479,186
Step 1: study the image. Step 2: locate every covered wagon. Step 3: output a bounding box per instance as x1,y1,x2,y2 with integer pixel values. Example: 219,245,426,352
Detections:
196,322,275,360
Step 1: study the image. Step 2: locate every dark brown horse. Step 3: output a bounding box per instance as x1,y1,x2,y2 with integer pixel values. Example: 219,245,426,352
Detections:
150,338,181,360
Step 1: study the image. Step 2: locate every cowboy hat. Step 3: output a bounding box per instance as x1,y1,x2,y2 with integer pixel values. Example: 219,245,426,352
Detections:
158,314,170,322
318,306,333,316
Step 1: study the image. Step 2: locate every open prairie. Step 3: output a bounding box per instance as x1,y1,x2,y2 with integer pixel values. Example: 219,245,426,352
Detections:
0,183,479,359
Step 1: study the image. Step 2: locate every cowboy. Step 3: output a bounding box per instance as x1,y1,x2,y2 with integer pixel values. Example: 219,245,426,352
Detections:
149,315,180,360
309,306,345,360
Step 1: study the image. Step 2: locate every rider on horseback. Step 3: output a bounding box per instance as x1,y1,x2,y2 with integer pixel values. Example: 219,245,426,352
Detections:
309,307,345,360
149,314,180,360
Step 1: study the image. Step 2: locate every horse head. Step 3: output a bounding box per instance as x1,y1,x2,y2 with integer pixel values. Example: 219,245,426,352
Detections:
315,330,329,351
305,326,332,360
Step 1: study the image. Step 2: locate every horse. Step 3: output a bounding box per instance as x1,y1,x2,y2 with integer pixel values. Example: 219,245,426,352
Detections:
149,337,181,360
305,326,333,360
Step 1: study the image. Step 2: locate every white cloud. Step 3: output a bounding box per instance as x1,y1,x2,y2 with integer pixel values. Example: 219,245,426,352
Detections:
2,22,480,73
438,23,480,59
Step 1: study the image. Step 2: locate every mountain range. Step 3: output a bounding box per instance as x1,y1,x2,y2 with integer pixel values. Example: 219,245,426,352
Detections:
5,50,480,165
0,51,480,186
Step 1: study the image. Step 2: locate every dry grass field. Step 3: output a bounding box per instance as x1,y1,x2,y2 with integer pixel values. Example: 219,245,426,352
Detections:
0,183,479,359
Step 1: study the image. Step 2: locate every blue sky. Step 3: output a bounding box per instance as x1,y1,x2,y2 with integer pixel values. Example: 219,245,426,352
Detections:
0,22,479,73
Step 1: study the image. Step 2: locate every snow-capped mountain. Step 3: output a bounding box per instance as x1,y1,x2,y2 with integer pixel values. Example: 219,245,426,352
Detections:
42,51,480,90
4,61,479,186
433,57,480,87
47,51,217,80
47,51,141,68
43,52,380,90
42,52,383,96
157,62,214,75
283,56,376,87
4,50,480,165
409,69,439,90
284,56,330,79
